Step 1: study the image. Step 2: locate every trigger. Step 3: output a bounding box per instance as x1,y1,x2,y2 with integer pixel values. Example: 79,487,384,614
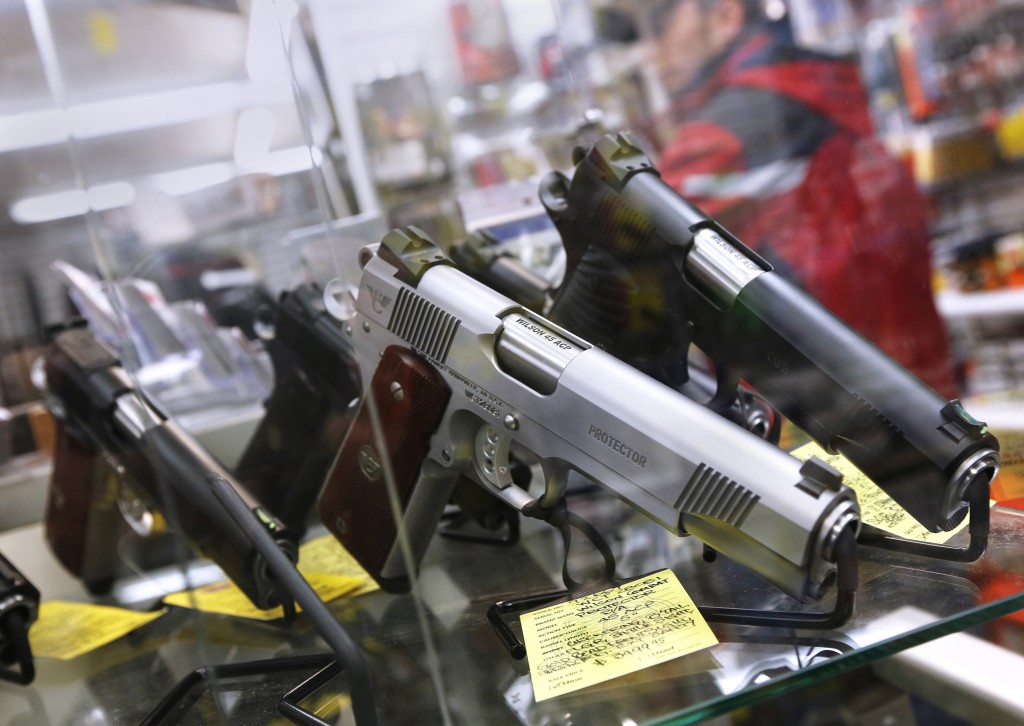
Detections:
474,425,514,490
710,363,741,412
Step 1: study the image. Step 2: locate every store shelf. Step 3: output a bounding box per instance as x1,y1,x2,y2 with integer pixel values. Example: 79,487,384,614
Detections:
2,490,1024,724
937,288,1024,320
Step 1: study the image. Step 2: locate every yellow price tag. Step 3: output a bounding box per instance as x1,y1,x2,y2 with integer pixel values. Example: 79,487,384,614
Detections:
29,601,165,661
163,572,363,621
298,535,379,597
521,570,717,702
791,442,972,543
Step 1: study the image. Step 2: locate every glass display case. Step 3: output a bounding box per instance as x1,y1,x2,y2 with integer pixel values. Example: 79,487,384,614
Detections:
2,1,1024,724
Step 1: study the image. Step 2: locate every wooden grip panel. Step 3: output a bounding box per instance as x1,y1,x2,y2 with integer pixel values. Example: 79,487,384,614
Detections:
44,426,97,577
44,427,124,591
319,345,451,592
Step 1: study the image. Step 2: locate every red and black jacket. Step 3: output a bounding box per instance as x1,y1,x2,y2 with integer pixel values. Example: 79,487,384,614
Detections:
658,26,957,396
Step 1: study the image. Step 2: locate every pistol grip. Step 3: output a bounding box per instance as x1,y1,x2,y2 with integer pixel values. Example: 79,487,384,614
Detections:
319,345,452,593
44,426,124,593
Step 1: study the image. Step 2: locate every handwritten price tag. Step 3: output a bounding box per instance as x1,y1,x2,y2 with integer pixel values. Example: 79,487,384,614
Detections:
790,442,972,543
520,570,717,701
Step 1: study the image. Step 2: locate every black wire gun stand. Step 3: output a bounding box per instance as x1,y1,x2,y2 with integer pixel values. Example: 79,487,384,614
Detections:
142,474,377,726
487,498,860,660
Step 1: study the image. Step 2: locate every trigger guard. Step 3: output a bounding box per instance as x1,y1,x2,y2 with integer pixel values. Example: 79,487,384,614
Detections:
473,425,514,491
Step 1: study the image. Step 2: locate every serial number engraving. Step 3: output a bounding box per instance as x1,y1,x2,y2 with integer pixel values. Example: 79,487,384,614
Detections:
439,361,509,420
588,425,648,468
465,389,501,418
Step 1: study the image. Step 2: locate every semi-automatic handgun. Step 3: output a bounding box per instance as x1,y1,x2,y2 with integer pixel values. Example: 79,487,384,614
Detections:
539,133,999,536
234,283,362,535
318,227,860,609
41,323,297,610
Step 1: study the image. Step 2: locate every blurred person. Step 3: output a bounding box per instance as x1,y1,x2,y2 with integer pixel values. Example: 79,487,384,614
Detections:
645,0,958,396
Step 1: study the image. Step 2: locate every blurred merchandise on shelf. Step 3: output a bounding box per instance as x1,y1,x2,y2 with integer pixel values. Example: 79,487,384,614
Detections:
935,288,1024,395
965,337,1024,395
912,118,997,184
456,178,564,285
889,0,1024,121
280,212,390,293
928,167,1024,280
948,230,1024,293
445,0,650,199
447,78,557,192
788,0,861,54
354,67,463,242
356,69,451,192
996,102,1024,158
449,0,520,85
928,2,1024,107
387,186,467,246
861,18,912,140
996,232,1024,286
932,226,1024,397
857,0,1024,202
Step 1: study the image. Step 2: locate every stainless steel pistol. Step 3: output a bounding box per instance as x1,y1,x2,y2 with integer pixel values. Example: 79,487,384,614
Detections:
319,227,860,605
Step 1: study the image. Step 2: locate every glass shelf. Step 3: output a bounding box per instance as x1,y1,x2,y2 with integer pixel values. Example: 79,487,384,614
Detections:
3,492,1024,724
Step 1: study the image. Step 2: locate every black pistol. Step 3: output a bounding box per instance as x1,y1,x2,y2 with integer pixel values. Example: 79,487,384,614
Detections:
235,283,361,534
41,323,297,610
540,132,999,536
